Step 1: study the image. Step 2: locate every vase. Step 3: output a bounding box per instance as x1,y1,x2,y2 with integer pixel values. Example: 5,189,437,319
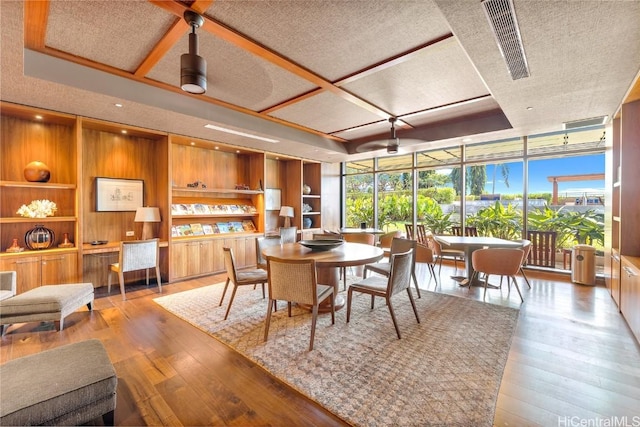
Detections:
303,217,312,229
6,238,24,253
25,224,55,250
303,184,311,195
23,161,51,183
58,232,74,248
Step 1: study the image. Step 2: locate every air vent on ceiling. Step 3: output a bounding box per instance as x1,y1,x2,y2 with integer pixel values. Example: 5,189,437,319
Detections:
482,0,530,80
563,116,608,130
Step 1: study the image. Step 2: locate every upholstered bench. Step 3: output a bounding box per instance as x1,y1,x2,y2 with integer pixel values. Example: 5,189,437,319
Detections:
0,283,94,335
0,339,117,426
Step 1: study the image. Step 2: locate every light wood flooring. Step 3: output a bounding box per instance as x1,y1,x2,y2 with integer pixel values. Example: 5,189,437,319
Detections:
1,262,639,426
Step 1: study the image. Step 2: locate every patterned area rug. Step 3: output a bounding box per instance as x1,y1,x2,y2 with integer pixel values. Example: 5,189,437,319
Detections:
154,280,519,426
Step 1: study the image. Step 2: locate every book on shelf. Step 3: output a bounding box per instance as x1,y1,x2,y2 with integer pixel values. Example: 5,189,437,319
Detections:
190,223,204,235
217,222,230,233
202,224,215,235
176,224,193,236
242,220,256,231
193,204,210,214
228,221,244,232
171,226,178,237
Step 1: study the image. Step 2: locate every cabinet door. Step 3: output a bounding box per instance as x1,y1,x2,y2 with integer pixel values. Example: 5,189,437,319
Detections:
41,253,78,285
198,240,215,275
171,242,191,280
611,252,621,307
0,256,41,294
621,258,640,343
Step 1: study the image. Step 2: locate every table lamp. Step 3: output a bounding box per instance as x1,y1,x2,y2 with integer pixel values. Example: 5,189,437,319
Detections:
279,206,294,228
134,207,161,240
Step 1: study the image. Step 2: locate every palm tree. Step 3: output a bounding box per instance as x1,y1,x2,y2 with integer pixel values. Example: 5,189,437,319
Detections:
491,163,510,194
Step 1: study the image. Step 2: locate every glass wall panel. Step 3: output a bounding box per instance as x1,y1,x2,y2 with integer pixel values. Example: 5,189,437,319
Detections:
526,153,605,271
344,171,374,228
345,159,374,174
377,154,413,171
417,166,461,235
377,168,413,232
416,146,462,168
527,126,606,156
465,138,523,162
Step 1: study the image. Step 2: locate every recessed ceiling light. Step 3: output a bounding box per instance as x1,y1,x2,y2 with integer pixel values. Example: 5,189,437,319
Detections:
214,146,219,150
204,124,279,143
236,150,241,153
526,106,533,110
190,141,195,146
34,115,43,120
462,137,472,143
114,103,123,108
121,130,127,134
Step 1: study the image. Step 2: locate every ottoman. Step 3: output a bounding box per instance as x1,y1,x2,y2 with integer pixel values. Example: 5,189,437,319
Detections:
0,283,94,335
0,339,117,426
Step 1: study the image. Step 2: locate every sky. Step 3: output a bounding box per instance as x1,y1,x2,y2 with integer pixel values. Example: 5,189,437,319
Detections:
435,153,605,196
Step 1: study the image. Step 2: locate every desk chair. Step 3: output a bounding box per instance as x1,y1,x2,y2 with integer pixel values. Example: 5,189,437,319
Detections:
108,239,161,301
220,247,268,320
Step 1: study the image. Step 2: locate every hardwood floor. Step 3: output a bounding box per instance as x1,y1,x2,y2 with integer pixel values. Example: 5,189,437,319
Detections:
1,263,639,426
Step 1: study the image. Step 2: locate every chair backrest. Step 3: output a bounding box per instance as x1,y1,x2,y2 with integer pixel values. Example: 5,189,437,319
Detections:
387,249,413,296
313,233,344,240
119,239,159,273
520,239,532,266
0,271,17,299
404,224,414,239
280,227,298,243
378,230,401,249
343,232,375,245
222,247,239,284
451,225,462,236
416,224,429,244
415,243,434,264
267,256,317,305
390,238,417,271
472,248,524,276
255,236,282,269
425,235,442,256
465,226,478,236
527,230,556,267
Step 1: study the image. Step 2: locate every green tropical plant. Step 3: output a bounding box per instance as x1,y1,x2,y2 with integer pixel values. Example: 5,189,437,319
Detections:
466,201,521,240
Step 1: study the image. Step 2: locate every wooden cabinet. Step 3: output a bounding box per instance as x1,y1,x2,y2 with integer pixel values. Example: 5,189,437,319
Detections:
302,161,322,232
621,256,640,343
0,102,80,291
0,251,78,293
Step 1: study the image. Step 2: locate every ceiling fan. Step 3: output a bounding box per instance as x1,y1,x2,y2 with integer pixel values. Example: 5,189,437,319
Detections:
350,117,425,154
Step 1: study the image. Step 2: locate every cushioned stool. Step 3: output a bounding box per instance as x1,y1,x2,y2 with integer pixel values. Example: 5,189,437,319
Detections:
0,339,117,426
0,283,94,335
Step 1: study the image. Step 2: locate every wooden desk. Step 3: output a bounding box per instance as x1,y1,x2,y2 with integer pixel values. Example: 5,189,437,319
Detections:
262,242,383,311
434,236,522,284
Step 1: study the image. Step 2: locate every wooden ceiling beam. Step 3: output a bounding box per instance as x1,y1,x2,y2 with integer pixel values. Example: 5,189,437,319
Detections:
24,0,49,49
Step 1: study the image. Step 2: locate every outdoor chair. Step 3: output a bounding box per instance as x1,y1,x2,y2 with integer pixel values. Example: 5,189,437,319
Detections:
108,239,161,301
363,237,421,298
264,256,335,351
527,230,557,267
404,224,415,240
469,248,525,303
220,247,268,320
347,249,420,339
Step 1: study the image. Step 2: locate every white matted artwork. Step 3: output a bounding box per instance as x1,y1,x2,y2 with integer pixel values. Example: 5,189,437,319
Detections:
265,188,281,211
95,177,144,212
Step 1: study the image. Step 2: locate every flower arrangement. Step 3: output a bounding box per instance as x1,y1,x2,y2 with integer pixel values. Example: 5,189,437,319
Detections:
16,199,57,218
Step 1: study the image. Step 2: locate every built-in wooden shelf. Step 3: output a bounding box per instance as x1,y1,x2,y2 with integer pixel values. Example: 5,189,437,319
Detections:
0,181,76,189
0,216,76,224
172,188,263,195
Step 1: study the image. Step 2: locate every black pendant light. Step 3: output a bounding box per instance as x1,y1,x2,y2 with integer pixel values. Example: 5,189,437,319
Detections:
181,10,207,94
387,117,399,154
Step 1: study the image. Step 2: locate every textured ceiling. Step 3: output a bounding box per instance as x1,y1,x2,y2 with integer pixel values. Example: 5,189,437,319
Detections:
1,0,639,163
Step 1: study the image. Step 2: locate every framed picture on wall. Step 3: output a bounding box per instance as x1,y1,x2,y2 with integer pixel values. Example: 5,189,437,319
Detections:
95,177,144,212
265,188,281,211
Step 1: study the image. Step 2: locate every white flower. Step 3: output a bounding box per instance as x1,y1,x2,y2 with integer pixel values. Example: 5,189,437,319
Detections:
17,199,57,218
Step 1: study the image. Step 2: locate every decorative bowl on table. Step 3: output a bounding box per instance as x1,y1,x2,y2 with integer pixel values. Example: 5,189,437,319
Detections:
298,239,344,251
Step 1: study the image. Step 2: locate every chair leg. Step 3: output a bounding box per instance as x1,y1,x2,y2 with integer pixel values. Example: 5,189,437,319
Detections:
219,278,231,306
261,283,266,298
370,294,375,309
483,273,490,301
386,297,401,339
346,287,354,323
520,267,531,288
264,299,274,342
309,304,319,351
407,288,420,323
412,271,421,298
223,285,239,320
511,276,524,302
118,271,126,301
287,302,292,317
155,266,162,293
342,267,347,291
329,292,335,325
145,268,150,286
107,271,112,294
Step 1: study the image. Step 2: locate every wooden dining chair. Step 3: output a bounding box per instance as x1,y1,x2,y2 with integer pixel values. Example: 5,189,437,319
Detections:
108,238,161,301
415,224,429,245
363,237,421,298
279,227,298,244
469,248,525,303
219,247,268,320
255,236,282,270
347,249,419,339
378,230,402,258
527,230,557,267
404,224,415,240
264,256,335,351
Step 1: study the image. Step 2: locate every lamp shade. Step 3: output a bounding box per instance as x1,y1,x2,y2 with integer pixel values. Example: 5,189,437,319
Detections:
279,206,294,218
134,207,161,222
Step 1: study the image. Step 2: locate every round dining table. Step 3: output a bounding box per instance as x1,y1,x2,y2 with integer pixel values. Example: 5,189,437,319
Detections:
262,241,384,311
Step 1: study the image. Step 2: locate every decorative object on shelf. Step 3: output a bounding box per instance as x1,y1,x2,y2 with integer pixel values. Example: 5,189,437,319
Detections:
134,207,161,240
16,199,57,218
302,203,312,213
58,233,74,248
6,238,24,253
303,217,313,229
186,180,206,188
303,184,311,195
25,224,55,250
23,160,51,182
235,184,250,190
279,206,294,228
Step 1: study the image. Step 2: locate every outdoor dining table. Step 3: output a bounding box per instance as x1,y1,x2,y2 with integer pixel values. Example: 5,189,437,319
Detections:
262,241,384,311
434,235,522,286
